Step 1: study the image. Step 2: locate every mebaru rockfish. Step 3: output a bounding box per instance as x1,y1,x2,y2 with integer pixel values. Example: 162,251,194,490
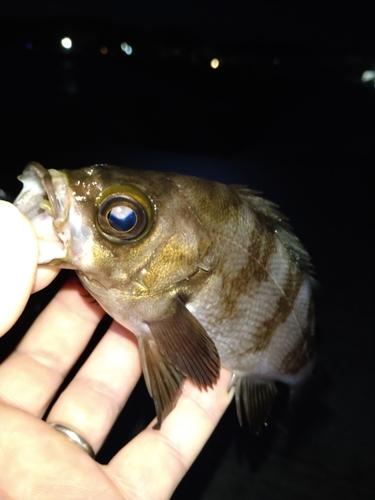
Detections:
14,162,315,429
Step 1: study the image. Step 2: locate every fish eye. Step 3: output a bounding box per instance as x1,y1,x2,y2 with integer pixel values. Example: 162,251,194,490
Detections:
96,185,153,242
108,205,137,232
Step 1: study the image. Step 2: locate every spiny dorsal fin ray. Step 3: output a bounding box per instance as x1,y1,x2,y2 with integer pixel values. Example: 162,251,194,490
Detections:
146,296,221,391
235,376,278,431
138,336,185,429
234,186,313,275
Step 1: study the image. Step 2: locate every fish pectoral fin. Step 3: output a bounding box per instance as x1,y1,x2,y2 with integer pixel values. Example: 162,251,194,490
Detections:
146,296,221,391
235,377,278,431
138,336,185,429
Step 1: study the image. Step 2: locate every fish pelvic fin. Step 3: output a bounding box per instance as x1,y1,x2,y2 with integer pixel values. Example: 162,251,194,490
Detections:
139,336,185,429
143,295,220,427
235,376,278,432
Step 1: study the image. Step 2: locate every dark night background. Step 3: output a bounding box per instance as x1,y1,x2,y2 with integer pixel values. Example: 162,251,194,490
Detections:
0,2,374,499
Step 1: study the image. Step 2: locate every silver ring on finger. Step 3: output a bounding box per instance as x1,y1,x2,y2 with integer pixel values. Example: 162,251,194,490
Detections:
49,422,95,459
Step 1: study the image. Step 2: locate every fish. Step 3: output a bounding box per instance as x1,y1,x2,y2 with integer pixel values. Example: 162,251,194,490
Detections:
14,161,315,430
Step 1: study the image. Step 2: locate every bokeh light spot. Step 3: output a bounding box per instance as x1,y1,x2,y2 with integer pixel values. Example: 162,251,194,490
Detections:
61,37,72,49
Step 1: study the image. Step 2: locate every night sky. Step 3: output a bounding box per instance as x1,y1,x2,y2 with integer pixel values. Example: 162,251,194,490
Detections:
0,2,374,499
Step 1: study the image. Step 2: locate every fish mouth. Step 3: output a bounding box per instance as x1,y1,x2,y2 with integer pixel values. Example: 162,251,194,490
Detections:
13,162,71,264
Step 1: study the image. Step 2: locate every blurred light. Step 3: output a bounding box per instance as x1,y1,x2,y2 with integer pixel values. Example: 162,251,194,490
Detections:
361,70,375,83
120,42,132,55
210,58,220,69
25,42,33,50
100,46,108,55
61,37,72,49
273,56,281,65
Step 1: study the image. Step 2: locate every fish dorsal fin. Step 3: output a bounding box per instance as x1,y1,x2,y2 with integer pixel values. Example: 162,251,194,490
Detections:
141,297,220,426
138,336,185,429
234,187,313,275
235,376,278,431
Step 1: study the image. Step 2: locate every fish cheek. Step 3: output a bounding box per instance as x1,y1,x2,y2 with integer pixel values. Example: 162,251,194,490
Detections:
79,231,130,285
139,230,212,292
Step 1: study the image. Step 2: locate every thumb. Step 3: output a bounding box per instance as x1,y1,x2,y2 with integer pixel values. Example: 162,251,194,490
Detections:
0,201,38,335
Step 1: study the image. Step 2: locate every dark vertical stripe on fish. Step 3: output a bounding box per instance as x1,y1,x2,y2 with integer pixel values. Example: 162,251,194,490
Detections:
248,264,304,353
279,299,315,374
216,218,277,322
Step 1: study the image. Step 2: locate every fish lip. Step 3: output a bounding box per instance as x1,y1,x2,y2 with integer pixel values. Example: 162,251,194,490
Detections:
14,162,71,265
21,161,71,230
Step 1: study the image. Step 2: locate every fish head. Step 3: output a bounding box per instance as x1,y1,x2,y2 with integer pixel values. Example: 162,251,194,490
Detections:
13,162,213,297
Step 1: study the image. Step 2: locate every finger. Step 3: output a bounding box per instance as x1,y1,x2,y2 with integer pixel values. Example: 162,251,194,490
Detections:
0,404,120,499
47,321,142,454
106,368,234,500
0,201,38,335
0,278,105,416
33,266,60,293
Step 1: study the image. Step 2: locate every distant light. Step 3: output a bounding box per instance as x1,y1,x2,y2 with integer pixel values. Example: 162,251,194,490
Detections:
210,58,220,69
120,42,133,55
273,56,281,65
61,37,72,49
100,46,108,55
25,42,33,50
361,70,375,83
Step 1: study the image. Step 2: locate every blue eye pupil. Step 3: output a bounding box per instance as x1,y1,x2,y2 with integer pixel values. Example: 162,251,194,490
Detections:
108,206,137,232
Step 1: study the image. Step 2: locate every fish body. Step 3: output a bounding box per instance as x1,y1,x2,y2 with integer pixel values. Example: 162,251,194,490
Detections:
14,162,315,428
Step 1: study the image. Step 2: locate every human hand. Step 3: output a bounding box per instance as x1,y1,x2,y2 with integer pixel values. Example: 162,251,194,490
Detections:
0,201,233,500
